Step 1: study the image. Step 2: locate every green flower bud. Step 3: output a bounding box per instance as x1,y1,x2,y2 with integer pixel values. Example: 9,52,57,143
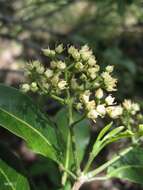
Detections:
42,48,56,57
31,82,38,92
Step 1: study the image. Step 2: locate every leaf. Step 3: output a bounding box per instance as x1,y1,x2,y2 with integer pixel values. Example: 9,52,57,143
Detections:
0,143,30,190
55,108,90,165
96,122,112,142
107,146,143,185
0,84,59,162
102,126,124,141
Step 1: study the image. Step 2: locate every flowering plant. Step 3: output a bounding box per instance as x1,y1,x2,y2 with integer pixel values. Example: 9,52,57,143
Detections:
0,44,143,190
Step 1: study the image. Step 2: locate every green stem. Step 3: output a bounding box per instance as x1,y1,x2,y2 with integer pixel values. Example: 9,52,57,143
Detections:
83,142,103,173
85,146,133,179
51,94,65,104
62,89,73,185
62,131,71,185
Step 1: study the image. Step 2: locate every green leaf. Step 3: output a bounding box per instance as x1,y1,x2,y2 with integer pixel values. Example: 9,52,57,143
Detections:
102,126,124,141
107,146,143,185
96,122,112,142
0,84,59,162
55,108,90,165
0,143,30,190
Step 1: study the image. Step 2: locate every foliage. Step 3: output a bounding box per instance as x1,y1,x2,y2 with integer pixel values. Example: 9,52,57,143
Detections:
0,44,143,190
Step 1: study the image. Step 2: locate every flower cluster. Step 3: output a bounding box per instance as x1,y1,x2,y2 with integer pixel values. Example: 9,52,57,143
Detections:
21,44,141,125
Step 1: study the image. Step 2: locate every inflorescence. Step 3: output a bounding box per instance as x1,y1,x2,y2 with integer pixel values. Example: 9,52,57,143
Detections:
21,44,141,124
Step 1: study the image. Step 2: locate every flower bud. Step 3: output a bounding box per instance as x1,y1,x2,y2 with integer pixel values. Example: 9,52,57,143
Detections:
75,62,84,71
80,90,91,104
123,99,132,111
68,46,76,55
55,44,64,53
42,48,56,57
50,61,57,69
36,65,44,74
45,69,53,78
80,51,92,61
106,65,114,73
72,51,80,61
106,105,123,119
87,109,99,120
21,83,30,93
88,57,96,66
31,82,38,92
86,100,96,110
57,61,66,70
96,104,106,116
51,75,59,86
95,88,104,99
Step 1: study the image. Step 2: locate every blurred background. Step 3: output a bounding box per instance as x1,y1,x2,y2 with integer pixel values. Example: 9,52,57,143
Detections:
0,0,143,189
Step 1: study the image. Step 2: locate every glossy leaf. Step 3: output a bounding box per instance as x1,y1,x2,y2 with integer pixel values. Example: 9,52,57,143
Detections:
107,146,143,185
0,84,59,162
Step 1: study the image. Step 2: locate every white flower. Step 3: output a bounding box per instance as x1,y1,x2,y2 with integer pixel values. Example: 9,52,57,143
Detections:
80,51,92,61
95,88,104,99
88,57,96,66
21,84,30,93
68,46,80,60
106,65,114,73
80,90,91,104
86,100,96,110
123,99,140,115
80,45,93,61
132,103,140,112
106,105,123,119
105,95,115,105
87,109,99,120
72,51,80,60
96,104,106,116
87,68,98,79
45,69,54,78
57,61,66,70
123,99,132,111
102,72,117,91
58,80,67,90
55,44,64,53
